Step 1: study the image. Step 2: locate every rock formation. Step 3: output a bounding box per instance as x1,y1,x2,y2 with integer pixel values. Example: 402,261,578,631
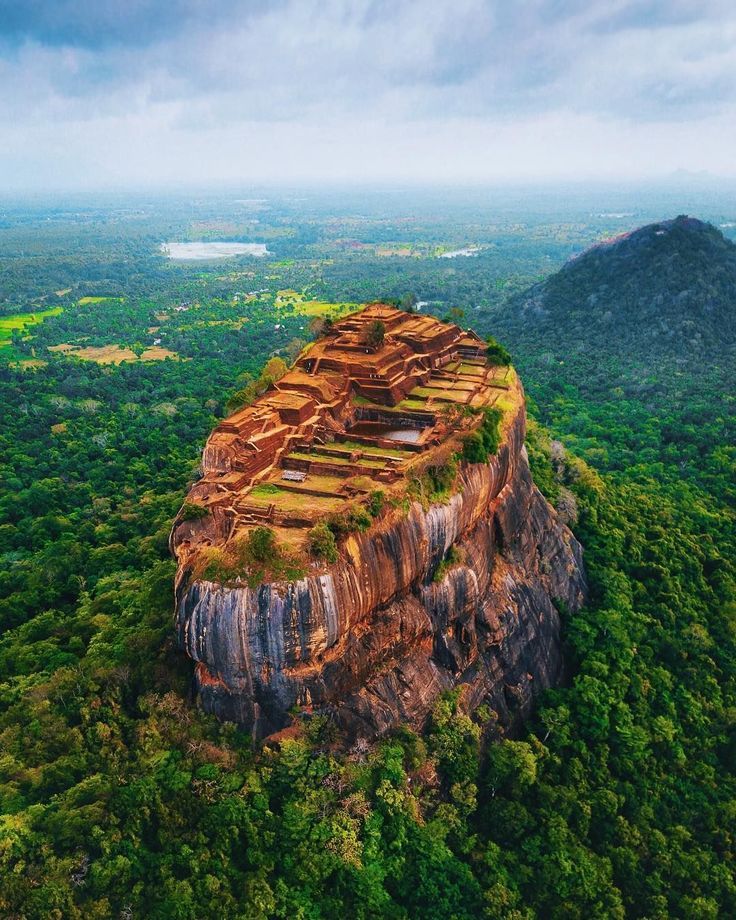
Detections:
171,305,586,740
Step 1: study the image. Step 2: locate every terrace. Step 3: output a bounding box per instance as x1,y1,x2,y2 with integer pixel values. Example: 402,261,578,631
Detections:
179,304,505,551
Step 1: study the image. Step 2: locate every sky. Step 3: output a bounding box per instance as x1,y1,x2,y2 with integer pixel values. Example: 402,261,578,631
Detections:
1,0,735,189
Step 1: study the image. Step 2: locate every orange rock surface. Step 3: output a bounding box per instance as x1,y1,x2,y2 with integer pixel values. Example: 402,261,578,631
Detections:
171,305,587,740
172,304,509,565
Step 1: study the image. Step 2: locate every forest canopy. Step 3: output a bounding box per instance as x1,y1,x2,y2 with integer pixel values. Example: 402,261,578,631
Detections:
0,194,734,918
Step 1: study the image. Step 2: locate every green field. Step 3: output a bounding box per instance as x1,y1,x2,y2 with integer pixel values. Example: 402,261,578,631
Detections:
78,296,124,305
0,306,63,348
275,289,358,318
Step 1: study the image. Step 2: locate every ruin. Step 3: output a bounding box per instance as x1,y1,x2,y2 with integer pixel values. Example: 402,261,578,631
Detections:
172,304,514,559
171,303,587,739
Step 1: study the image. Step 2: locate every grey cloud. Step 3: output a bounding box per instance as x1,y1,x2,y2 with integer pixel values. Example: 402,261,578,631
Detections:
3,0,735,122
1,0,735,187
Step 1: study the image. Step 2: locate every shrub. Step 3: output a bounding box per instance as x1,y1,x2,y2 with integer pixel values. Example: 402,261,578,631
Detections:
326,506,372,537
364,320,385,348
433,544,462,582
195,528,307,587
246,526,277,563
349,507,372,531
308,523,338,563
180,501,209,522
409,457,459,506
486,336,511,366
461,432,486,464
461,407,502,464
367,490,385,517
426,459,457,497
199,548,231,583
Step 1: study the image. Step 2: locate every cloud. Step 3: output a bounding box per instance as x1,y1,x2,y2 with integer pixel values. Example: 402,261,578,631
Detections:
0,0,274,49
0,0,735,186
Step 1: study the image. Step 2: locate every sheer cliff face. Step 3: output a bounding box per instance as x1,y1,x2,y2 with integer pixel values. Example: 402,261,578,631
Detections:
175,403,587,740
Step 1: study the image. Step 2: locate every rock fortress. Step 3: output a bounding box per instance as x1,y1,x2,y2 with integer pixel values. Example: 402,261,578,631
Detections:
171,303,587,740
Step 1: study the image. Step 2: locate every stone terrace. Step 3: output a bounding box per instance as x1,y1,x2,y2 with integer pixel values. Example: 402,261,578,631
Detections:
176,304,511,553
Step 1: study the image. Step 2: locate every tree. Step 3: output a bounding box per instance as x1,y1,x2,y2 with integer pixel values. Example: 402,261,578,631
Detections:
308,316,334,339
364,320,385,349
484,741,538,797
443,306,465,324
286,338,306,363
246,526,276,562
263,356,288,381
308,523,338,563
486,336,511,366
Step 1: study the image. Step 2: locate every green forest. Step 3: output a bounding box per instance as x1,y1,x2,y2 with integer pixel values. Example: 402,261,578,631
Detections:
0,195,734,918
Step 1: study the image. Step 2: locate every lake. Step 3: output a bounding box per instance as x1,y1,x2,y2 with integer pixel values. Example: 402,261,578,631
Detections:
161,242,271,260
439,246,482,259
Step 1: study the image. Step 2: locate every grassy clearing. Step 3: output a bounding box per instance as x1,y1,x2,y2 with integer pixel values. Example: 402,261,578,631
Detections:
396,397,433,410
275,289,358,318
141,347,179,361
336,440,411,459
459,363,485,376
289,451,350,465
248,484,344,512
280,472,347,494
445,382,478,393
433,390,470,404
47,344,179,364
375,245,419,257
78,296,124,305
295,300,357,317
415,382,475,397
351,395,383,408
289,451,387,470
0,307,63,347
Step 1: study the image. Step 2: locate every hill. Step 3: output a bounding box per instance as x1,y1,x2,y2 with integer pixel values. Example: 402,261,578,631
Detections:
502,215,736,364
480,216,736,491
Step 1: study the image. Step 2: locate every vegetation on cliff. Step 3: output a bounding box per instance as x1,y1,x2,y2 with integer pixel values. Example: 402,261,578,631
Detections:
460,406,503,463
193,525,308,588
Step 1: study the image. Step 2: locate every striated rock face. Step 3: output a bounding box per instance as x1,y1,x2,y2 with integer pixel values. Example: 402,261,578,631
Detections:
175,403,587,740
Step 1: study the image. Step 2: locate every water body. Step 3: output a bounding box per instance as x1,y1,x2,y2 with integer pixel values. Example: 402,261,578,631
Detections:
161,242,270,260
349,421,425,443
384,428,423,443
439,246,481,259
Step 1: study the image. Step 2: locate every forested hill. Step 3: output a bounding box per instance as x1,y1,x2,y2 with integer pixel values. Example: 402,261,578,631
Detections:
501,215,736,360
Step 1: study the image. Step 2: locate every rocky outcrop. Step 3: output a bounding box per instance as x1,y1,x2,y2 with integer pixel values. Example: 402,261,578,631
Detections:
175,402,587,740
